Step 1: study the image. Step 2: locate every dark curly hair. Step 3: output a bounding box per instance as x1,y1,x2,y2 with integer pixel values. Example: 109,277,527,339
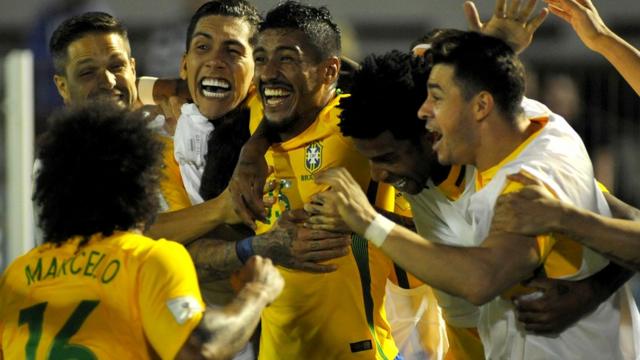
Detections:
339,50,429,143
260,1,341,62
186,0,262,51
49,12,129,75
34,101,163,245
427,31,525,117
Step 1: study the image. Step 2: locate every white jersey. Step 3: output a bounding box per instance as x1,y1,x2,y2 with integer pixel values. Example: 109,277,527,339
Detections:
405,167,480,330
173,103,214,205
467,98,640,359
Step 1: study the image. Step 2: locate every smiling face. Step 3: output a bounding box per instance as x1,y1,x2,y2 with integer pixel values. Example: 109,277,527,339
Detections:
418,63,478,166
53,32,137,108
253,29,334,130
180,15,254,120
353,130,437,195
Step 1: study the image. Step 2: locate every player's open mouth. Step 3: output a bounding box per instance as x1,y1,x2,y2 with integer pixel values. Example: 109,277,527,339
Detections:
200,77,231,98
426,128,443,151
262,85,293,107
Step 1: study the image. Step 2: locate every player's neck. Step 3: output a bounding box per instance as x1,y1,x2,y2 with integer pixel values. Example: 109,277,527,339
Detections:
277,90,336,142
475,113,532,172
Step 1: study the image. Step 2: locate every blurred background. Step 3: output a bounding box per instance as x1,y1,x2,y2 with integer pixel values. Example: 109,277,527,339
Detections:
0,0,639,271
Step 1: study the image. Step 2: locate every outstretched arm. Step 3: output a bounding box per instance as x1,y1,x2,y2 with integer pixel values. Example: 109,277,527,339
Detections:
312,167,542,306
146,190,241,244
494,172,640,271
544,0,640,96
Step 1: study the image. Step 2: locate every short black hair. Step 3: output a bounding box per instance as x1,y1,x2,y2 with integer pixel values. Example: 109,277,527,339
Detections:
260,1,341,61
49,12,129,75
427,31,525,117
186,0,262,51
410,28,465,53
34,101,163,245
339,50,428,142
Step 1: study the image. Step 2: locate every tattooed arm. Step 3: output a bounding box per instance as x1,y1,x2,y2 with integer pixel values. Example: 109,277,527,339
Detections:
188,210,352,281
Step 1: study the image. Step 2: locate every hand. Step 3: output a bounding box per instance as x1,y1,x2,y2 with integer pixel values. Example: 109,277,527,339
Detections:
544,0,610,52
158,95,186,136
229,141,272,229
303,196,352,233
313,167,378,235
465,0,549,53
234,256,284,303
492,171,563,235
253,209,352,273
217,185,276,226
513,276,600,334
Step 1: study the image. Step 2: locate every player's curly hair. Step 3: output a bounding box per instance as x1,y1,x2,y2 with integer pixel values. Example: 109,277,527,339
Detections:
260,1,341,61
338,50,428,142
34,101,163,245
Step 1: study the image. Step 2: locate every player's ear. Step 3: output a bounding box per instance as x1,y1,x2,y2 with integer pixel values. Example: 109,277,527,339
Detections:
473,91,494,121
323,56,340,85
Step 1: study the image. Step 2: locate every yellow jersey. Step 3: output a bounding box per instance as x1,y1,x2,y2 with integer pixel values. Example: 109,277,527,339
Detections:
248,94,398,360
0,232,203,360
157,135,191,212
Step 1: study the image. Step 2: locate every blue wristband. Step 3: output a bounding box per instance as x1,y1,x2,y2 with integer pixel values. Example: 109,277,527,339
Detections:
235,236,255,264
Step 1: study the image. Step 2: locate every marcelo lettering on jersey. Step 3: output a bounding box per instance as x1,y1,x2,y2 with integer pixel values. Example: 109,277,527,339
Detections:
24,251,121,286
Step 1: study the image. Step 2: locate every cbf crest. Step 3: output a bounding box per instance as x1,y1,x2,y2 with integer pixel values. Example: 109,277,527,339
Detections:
304,141,323,173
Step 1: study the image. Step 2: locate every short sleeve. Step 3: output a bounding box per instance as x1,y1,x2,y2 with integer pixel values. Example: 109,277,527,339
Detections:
138,240,204,359
502,179,556,263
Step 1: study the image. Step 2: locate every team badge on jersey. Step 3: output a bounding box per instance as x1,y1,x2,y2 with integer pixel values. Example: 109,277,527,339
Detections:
304,141,323,173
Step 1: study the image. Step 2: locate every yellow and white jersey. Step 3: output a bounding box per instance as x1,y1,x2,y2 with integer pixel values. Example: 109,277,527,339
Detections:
0,232,204,360
248,94,398,360
405,165,485,360
467,97,640,359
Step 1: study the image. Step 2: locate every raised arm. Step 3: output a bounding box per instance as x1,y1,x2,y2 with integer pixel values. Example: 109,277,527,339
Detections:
464,0,549,54
545,0,640,96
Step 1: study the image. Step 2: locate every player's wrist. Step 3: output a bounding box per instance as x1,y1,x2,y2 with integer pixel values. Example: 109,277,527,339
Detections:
237,282,272,303
235,237,255,264
363,213,395,247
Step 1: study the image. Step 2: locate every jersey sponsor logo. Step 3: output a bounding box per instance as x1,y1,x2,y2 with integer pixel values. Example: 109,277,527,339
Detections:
350,340,373,353
304,141,323,173
167,296,203,325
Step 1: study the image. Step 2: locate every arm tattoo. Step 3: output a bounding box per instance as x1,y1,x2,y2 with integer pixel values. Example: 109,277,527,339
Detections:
252,227,298,268
187,238,243,282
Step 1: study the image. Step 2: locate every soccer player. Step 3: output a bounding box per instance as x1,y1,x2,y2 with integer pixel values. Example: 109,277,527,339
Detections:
315,47,638,359
228,2,404,358
141,0,351,295
0,102,283,360
313,32,640,359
